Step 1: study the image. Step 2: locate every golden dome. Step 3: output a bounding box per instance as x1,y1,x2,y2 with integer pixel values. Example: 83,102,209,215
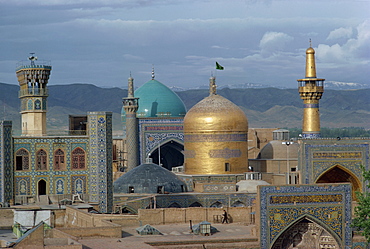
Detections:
306,47,315,54
184,94,248,132
184,92,249,175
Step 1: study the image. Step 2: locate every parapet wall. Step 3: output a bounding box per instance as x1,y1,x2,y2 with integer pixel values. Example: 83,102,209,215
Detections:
138,207,255,225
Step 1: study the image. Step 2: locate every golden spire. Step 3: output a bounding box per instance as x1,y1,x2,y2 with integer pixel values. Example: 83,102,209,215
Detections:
209,76,217,95
305,39,316,78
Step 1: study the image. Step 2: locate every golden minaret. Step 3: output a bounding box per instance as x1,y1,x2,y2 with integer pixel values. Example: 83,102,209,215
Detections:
298,42,325,138
16,54,51,136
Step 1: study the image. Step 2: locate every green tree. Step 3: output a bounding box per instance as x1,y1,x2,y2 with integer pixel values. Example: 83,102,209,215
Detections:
352,165,370,243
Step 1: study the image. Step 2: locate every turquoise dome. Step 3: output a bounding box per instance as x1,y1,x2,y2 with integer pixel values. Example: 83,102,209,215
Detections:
121,79,186,119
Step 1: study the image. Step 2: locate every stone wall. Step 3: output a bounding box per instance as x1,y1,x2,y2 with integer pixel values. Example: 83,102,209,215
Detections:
64,205,255,229
0,208,14,229
54,226,121,238
138,207,255,225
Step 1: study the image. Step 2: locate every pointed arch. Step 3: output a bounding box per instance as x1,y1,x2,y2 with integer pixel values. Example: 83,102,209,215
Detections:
71,147,86,169
271,215,341,249
210,201,223,208
15,149,29,171
168,202,181,208
189,202,203,207
38,179,47,195
54,149,65,170
231,200,245,207
316,164,361,199
36,149,47,170
149,139,184,170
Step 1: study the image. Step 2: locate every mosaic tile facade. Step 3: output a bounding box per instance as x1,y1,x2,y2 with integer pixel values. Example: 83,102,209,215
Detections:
13,136,90,196
0,121,13,204
259,184,352,249
139,117,184,163
299,139,370,191
88,112,113,213
10,112,113,213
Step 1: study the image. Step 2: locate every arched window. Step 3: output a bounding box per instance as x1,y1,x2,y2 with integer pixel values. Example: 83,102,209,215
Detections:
72,147,85,169
54,149,65,170
36,149,47,170
15,149,29,171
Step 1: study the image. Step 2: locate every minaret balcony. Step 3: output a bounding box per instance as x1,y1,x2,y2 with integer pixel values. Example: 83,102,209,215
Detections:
19,88,48,97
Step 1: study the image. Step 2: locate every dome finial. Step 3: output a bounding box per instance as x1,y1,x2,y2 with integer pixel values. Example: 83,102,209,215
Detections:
309,38,312,48
305,41,316,78
209,76,217,95
151,65,155,80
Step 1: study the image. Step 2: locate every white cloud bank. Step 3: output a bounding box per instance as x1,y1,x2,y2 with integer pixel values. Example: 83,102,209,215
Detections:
317,20,370,64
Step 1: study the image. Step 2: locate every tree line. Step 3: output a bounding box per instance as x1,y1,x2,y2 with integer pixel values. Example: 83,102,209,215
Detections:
288,127,370,139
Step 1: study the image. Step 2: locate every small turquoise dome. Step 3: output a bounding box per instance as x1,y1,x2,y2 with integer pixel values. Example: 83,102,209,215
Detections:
121,79,186,119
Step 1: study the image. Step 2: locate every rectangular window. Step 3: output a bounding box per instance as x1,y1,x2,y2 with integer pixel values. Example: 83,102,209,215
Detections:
225,163,230,172
16,156,23,170
157,186,164,194
128,186,134,193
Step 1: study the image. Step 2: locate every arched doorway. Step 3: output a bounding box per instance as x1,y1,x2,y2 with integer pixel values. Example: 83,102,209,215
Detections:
150,140,184,170
272,217,340,249
316,165,361,199
38,179,47,195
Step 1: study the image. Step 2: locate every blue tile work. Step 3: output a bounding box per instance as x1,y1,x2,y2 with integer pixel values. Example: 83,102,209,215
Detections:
0,121,13,203
259,184,352,249
71,175,86,194
14,136,89,196
138,117,184,163
302,133,321,139
88,112,113,213
54,177,65,194
15,177,31,195
299,139,370,190
352,242,369,249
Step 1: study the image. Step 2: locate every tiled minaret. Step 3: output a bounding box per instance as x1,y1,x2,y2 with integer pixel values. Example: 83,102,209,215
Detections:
123,75,139,171
298,43,325,138
16,54,51,136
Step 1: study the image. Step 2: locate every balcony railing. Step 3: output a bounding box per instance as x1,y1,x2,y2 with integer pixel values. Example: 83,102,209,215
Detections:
19,88,48,97
16,61,51,71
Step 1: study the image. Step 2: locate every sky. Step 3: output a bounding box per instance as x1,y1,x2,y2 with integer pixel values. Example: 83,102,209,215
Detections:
0,0,369,89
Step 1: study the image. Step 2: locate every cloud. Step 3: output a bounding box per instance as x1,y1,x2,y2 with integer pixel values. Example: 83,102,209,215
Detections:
317,20,370,63
259,31,294,57
326,27,353,40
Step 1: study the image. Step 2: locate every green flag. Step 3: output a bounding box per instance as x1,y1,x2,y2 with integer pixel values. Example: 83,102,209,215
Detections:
216,62,224,70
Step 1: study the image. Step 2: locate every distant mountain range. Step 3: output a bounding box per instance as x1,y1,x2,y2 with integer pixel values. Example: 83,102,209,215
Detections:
1,82,369,134
170,81,370,91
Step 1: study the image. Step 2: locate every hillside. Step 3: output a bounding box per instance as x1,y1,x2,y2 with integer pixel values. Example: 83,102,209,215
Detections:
1,83,370,133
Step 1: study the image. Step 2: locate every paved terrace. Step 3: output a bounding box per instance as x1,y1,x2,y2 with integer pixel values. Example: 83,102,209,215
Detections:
79,223,259,249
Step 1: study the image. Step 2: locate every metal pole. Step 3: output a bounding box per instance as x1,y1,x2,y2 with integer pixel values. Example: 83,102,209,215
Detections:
158,140,161,166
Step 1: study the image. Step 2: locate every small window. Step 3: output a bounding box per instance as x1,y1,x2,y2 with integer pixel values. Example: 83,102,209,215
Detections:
128,186,134,193
157,186,164,194
72,147,86,170
225,163,230,172
36,149,47,170
54,149,65,170
16,149,29,171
